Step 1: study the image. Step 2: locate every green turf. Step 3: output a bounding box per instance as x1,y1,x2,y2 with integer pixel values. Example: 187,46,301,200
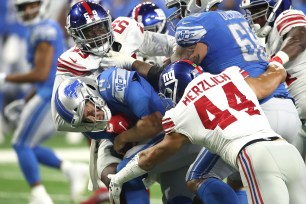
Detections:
0,133,162,203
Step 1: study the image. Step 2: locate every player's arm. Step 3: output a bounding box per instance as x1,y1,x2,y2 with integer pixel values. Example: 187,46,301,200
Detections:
245,63,287,100
5,42,54,83
272,26,306,64
112,132,189,183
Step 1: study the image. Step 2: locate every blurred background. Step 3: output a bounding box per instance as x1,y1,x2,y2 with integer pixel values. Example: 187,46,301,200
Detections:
0,0,305,203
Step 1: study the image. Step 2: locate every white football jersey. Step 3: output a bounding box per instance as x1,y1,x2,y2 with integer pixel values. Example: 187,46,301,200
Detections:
112,17,176,63
162,67,279,169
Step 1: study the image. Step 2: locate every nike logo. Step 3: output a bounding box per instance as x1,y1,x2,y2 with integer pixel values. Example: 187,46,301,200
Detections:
181,21,191,25
119,121,127,131
69,57,77,63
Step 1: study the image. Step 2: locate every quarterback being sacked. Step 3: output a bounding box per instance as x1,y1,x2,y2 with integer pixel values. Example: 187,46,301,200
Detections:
108,60,306,204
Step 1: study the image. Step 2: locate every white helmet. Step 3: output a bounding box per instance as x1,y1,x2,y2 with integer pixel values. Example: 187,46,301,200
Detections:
55,77,112,132
186,0,223,14
165,0,190,30
14,0,50,25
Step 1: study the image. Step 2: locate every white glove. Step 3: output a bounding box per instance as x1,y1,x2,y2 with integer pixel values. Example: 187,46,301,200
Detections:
100,51,136,70
4,99,25,122
108,174,122,204
0,73,7,86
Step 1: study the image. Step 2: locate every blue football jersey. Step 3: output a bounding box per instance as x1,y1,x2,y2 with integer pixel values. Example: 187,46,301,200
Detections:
175,10,289,103
26,19,65,99
97,67,168,121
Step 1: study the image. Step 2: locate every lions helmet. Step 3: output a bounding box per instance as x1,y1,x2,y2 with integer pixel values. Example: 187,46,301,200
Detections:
55,77,112,132
186,0,223,14
159,60,202,104
240,0,292,37
128,2,167,33
14,0,50,25
66,0,113,56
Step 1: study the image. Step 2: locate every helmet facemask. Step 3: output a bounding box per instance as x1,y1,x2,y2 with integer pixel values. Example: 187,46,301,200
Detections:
14,0,49,25
166,0,189,31
69,17,113,56
80,92,112,132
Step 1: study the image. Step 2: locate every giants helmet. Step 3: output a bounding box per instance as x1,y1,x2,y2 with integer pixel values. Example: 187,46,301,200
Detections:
159,60,202,104
128,2,167,33
66,0,113,56
14,0,50,25
55,77,112,132
241,0,292,37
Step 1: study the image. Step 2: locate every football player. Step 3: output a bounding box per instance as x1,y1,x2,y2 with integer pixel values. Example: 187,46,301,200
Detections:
240,0,306,160
0,0,89,203
108,60,306,204
161,0,301,203
52,1,198,203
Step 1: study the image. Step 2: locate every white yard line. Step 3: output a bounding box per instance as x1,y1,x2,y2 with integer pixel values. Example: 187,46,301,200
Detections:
0,148,90,163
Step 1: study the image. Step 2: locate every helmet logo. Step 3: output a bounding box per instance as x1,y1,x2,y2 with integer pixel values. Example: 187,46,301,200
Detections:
84,10,99,23
64,80,83,98
163,70,176,86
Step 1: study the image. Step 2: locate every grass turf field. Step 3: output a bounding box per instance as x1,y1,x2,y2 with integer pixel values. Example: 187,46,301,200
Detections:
0,132,162,204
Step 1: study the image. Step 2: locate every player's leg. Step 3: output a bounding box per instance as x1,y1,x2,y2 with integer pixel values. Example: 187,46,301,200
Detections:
154,143,202,203
260,97,301,144
186,147,239,204
11,95,54,204
237,140,306,204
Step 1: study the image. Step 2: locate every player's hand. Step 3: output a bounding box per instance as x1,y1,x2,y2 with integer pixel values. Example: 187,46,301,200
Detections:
0,73,7,86
108,174,122,204
100,51,136,70
106,114,130,135
4,99,25,122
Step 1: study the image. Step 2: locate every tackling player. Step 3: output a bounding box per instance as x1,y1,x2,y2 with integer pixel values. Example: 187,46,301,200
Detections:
240,0,306,160
108,60,306,204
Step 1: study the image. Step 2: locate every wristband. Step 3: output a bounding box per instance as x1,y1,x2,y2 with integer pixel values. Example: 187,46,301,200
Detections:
270,51,289,65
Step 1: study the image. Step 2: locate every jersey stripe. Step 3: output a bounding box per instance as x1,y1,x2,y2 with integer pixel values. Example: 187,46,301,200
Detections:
57,62,90,76
58,58,86,70
81,0,94,20
162,118,175,134
276,15,306,33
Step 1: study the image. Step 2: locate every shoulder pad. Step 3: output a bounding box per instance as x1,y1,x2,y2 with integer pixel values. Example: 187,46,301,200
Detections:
57,47,100,76
175,17,206,47
275,9,306,36
31,24,57,43
112,17,145,56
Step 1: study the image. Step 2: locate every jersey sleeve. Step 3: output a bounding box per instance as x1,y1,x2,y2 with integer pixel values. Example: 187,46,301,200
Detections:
138,31,176,57
175,17,207,47
112,17,145,56
31,24,57,45
275,9,306,37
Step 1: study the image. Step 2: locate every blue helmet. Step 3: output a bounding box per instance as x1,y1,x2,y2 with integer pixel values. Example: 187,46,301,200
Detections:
241,0,292,37
159,60,202,104
66,0,113,56
128,2,167,33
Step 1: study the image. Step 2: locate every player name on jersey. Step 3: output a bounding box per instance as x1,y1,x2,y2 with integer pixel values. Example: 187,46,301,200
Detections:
182,73,231,106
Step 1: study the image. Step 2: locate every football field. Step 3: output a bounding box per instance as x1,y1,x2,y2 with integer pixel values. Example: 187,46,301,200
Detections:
0,133,162,204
